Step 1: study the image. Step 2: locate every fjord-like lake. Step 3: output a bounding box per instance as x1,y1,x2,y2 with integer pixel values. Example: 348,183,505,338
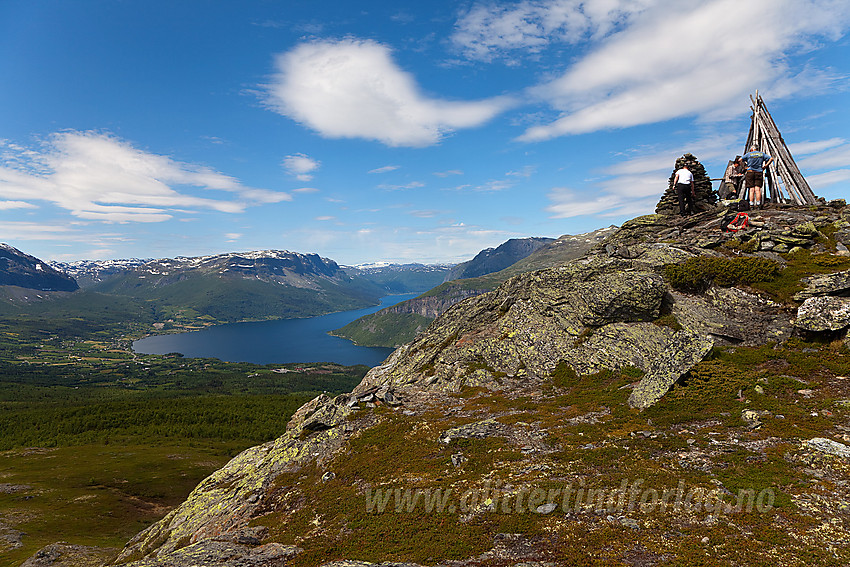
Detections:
132,293,418,366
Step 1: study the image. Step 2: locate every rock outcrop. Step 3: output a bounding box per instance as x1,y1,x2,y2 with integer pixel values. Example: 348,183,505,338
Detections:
333,228,617,349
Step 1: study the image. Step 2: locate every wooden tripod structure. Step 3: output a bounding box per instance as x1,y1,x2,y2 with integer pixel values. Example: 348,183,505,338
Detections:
744,92,818,205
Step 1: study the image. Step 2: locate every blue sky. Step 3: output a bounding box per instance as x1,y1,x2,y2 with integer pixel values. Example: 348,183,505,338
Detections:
2,0,850,265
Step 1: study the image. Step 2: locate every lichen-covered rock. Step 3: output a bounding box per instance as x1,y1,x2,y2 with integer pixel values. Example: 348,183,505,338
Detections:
111,205,850,566
804,438,850,458
20,543,116,567
627,331,714,409
123,539,301,567
357,261,668,393
794,296,850,331
671,287,792,345
439,418,511,443
794,269,850,301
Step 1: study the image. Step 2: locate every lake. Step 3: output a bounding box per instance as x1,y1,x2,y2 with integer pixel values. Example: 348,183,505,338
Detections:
132,293,418,367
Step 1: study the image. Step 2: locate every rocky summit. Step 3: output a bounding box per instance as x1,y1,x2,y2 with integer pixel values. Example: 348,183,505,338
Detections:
32,201,850,566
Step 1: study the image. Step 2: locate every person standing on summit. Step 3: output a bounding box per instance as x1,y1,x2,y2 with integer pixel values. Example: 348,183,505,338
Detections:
673,163,695,216
742,145,773,209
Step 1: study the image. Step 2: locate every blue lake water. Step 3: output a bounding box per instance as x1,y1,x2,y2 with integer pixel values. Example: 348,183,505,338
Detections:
132,293,418,367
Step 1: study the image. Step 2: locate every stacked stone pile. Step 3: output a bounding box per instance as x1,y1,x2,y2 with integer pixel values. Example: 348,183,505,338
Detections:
655,153,716,216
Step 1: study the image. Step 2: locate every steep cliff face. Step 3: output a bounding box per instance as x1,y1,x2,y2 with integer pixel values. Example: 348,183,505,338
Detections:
383,288,481,319
103,204,850,566
443,237,556,282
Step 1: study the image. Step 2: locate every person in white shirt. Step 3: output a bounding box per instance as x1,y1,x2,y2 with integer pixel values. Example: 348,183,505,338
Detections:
673,164,695,216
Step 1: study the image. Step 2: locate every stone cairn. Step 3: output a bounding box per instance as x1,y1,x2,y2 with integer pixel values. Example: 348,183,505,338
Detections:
655,153,716,216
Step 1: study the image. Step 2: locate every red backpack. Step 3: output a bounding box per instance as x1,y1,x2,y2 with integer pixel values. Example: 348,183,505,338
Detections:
724,212,749,232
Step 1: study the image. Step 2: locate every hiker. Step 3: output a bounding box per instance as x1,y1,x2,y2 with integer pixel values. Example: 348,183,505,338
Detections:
742,145,773,209
721,156,744,199
673,163,696,216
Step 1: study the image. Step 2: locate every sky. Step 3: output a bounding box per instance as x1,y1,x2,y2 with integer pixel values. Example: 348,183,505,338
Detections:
2,0,850,266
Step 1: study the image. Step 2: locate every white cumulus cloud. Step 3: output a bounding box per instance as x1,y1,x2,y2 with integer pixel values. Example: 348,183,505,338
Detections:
263,38,514,147
283,153,320,181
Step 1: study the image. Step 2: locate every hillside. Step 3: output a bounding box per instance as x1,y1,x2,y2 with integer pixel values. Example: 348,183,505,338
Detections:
18,201,850,566
0,243,78,293
443,237,555,281
50,258,151,288
333,227,616,347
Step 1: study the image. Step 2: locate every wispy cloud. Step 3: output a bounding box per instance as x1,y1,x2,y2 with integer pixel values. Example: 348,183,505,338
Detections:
512,0,850,140
283,153,321,181
368,165,401,174
506,165,537,178
807,169,850,190
452,0,651,62
0,200,37,210
434,169,464,177
789,138,846,156
378,181,426,191
263,38,515,147
408,209,448,218
798,143,850,170
0,221,78,241
0,132,288,223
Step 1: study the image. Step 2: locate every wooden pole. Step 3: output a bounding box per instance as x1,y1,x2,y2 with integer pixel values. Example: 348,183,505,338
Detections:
756,95,817,203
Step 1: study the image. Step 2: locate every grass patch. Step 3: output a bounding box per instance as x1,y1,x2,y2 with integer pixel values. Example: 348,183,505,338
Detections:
0,443,230,567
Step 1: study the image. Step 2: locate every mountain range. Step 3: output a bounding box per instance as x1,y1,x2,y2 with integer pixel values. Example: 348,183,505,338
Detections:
0,246,453,336
442,237,555,281
0,235,567,339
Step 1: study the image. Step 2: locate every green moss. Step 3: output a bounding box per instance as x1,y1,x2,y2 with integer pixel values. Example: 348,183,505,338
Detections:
750,250,850,302
722,236,759,253
551,360,579,388
663,257,780,293
550,363,633,410
464,357,507,379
